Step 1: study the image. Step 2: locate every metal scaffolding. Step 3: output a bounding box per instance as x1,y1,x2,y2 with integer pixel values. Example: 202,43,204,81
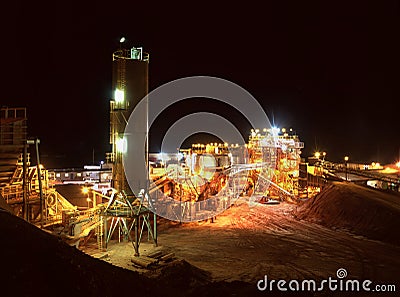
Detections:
99,191,157,256
148,127,305,218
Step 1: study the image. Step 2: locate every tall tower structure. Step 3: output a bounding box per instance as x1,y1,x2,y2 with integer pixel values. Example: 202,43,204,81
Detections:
110,45,149,195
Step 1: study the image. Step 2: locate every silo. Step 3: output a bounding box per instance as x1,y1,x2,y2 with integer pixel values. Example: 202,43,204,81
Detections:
110,46,149,195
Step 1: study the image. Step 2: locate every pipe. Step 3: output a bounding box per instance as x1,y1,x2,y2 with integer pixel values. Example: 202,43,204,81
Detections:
23,142,28,221
34,139,44,228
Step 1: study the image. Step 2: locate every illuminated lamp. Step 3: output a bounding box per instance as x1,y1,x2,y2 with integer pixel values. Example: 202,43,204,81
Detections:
272,127,280,135
116,137,127,153
115,88,125,103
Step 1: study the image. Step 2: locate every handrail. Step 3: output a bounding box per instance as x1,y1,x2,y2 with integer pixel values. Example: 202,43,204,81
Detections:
112,48,149,62
332,164,400,184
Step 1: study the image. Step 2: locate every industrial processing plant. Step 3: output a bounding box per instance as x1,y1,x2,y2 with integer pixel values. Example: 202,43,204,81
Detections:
0,44,308,253
2,3,400,295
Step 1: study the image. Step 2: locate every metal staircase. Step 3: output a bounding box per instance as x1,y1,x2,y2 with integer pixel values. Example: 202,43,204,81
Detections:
97,217,104,250
0,153,20,187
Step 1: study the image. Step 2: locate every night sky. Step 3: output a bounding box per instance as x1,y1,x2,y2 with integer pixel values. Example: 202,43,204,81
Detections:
3,1,399,167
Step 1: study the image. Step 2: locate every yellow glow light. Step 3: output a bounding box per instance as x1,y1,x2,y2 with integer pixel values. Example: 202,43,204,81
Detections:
381,167,398,174
82,187,89,194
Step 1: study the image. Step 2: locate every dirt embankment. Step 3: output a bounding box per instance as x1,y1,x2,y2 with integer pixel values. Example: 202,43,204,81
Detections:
0,207,263,297
294,182,400,246
0,208,154,296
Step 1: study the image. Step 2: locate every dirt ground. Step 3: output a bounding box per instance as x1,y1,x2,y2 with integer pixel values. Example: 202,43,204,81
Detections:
157,201,400,284
2,182,400,296
90,183,400,294
102,197,400,284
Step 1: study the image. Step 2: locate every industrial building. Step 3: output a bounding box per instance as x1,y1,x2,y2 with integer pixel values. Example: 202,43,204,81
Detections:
148,126,305,214
0,45,155,255
0,44,310,256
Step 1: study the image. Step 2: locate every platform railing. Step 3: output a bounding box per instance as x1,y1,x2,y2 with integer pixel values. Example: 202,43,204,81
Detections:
112,48,149,62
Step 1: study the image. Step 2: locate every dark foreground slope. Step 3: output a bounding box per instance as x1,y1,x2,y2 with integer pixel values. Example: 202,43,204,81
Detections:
295,182,400,246
0,207,267,297
0,208,155,297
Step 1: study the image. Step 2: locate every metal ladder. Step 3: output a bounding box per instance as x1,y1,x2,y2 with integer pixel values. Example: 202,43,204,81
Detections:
97,216,103,251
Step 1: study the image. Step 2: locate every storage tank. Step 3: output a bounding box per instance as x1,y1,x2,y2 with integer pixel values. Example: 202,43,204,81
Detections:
110,46,149,194
111,47,148,113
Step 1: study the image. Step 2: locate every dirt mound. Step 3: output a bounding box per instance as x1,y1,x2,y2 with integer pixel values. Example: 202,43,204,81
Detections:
295,182,400,246
0,208,260,297
0,209,156,296
146,259,212,290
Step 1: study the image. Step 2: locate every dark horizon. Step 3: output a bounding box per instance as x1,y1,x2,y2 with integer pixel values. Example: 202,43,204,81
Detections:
3,1,399,167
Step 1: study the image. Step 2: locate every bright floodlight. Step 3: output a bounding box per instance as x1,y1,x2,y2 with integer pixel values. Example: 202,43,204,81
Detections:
344,156,349,162
115,88,124,103
120,37,126,43
116,137,127,153
271,127,280,135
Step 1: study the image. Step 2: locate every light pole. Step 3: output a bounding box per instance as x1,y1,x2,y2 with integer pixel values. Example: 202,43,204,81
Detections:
344,156,349,181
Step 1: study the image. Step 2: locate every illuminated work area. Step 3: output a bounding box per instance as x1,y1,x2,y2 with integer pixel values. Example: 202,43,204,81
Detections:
1,31,399,295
